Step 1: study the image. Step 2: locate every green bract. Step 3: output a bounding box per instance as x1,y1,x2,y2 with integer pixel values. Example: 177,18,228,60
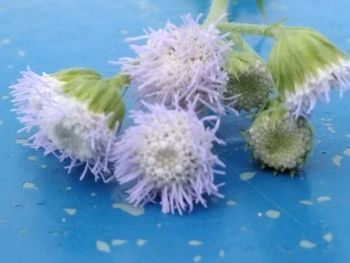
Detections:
54,68,128,129
268,27,347,96
246,101,313,172
225,49,273,111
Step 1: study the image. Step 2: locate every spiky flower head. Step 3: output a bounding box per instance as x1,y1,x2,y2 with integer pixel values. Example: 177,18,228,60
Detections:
246,101,313,172
268,27,350,117
111,102,225,214
225,48,273,111
11,68,127,181
119,14,232,113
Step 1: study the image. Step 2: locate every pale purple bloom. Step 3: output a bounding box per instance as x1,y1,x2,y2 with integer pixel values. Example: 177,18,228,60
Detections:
110,102,225,214
11,69,118,182
119,14,232,113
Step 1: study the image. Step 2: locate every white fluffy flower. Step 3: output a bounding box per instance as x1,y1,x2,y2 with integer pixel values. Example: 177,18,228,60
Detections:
119,14,232,113
11,68,125,181
111,102,225,214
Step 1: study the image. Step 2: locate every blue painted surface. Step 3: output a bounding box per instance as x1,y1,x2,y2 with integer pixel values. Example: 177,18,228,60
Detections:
1,0,350,262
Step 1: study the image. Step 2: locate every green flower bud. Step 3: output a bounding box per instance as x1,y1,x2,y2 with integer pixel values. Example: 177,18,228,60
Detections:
268,27,350,117
225,48,273,112
246,101,313,172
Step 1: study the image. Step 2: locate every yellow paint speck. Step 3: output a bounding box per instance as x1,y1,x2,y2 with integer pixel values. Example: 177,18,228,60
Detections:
113,203,144,216
299,240,316,249
332,155,343,167
111,239,127,246
344,148,350,157
265,210,280,219
188,240,203,246
96,240,110,253
15,139,28,145
317,196,332,202
193,255,202,262
240,172,257,181
323,233,333,242
327,126,336,133
119,29,129,35
19,228,28,235
136,239,147,247
27,155,37,161
22,181,38,190
299,200,313,206
226,200,237,206
18,50,26,57
64,208,77,216
1,38,10,45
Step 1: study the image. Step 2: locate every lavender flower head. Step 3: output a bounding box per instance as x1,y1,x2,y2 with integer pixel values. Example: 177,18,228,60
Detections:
119,14,232,113
11,68,126,181
111,102,225,214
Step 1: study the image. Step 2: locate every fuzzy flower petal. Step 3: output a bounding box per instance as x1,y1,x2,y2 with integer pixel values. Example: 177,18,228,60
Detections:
11,69,121,181
11,68,62,131
268,28,350,117
111,102,225,214
284,58,350,117
119,14,232,113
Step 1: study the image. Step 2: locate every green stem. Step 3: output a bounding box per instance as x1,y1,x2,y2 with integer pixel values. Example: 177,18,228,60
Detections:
108,74,131,91
203,0,229,27
218,22,279,37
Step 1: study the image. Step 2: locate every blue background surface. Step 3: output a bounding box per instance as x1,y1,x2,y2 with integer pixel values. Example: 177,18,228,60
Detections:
1,0,350,262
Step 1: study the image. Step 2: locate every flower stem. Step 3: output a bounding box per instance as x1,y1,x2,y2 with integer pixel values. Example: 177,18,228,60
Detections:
108,74,130,91
203,0,229,27
218,22,279,37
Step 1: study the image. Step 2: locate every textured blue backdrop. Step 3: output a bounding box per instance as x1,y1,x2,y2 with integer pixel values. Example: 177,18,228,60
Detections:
1,0,350,262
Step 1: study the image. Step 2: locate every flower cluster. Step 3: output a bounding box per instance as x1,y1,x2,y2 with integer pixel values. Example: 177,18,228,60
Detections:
9,0,350,214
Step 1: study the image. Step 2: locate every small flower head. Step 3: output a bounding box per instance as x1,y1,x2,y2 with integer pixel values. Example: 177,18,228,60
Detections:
120,14,232,113
246,101,313,172
111,102,225,214
268,27,350,117
225,49,273,111
11,68,126,181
